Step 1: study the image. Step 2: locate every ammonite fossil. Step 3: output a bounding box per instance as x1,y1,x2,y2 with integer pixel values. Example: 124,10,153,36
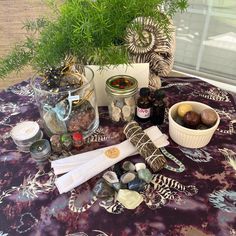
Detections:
125,16,176,88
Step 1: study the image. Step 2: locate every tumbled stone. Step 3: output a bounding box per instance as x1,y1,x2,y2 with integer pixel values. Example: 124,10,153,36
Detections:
92,179,114,199
111,101,115,108
137,169,153,183
128,178,146,192
122,161,135,172
197,124,209,130
120,172,136,184
112,182,127,191
175,116,184,126
115,99,125,109
112,182,121,191
112,163,123,178
122,105,131,118
124,97,135,106
103,171,119,185
111,106,121,122
135,163,146,172
117,189,143,209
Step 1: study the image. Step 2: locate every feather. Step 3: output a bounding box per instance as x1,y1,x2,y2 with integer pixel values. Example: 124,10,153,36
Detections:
219,148,236,174
227,156,236,173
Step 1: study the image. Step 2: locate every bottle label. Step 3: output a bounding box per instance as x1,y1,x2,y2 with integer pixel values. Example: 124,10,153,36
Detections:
137,107,151,119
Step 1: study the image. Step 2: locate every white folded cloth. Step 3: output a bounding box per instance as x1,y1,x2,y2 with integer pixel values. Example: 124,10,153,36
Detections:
53,126,169,194
51,147,106,175
52,126,168,175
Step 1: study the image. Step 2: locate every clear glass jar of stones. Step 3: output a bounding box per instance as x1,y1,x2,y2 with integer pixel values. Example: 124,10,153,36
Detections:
31,66,99,138
106,75,138,122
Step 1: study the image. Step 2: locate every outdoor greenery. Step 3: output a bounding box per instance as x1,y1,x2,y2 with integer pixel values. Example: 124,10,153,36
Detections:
0,0,188,79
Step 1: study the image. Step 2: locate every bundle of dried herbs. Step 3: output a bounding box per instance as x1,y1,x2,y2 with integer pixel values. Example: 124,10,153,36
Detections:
124,121,167,172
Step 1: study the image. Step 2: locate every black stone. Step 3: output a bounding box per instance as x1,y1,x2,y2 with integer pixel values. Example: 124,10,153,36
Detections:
112,163,123,178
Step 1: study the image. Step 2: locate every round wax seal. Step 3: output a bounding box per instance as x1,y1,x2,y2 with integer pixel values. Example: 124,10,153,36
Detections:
104,147,120,159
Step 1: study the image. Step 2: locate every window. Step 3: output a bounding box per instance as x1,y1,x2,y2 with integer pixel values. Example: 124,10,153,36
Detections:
174,0,236,85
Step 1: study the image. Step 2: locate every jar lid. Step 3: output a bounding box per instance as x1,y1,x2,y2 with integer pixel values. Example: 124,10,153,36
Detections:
106,75,138,96
30,139,51,158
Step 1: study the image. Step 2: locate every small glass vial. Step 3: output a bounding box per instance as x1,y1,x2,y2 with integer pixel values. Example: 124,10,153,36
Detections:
151,89,166,125
136,87,151,122
60,133,73,151
106,75,138,122
72,132,84,149
50,134,63,153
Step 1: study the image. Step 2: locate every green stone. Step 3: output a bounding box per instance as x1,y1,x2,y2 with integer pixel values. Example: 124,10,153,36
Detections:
117,189,143,209
137,168,153,183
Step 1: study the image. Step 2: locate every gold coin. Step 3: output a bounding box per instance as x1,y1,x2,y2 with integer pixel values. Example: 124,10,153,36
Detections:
104,147,120,159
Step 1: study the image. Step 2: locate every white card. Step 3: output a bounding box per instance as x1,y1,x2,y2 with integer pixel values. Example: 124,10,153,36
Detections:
87,63,150,106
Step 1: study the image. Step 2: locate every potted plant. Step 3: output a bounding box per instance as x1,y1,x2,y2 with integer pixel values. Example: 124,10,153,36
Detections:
0,0,188,78
0,0,188,136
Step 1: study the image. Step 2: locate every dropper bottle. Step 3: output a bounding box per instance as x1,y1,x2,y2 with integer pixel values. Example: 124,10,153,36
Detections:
151,89,165,125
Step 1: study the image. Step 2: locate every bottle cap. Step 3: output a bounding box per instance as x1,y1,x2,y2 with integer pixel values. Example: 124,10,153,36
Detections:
72,132,83,142
154,89,165,100
139,87,150,97
60,133,73,150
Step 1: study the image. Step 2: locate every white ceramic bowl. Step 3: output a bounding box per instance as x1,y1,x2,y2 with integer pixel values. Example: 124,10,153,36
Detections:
169,101,220,148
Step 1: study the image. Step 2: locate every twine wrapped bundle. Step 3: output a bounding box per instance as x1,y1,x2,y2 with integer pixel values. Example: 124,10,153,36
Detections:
124,121,167,172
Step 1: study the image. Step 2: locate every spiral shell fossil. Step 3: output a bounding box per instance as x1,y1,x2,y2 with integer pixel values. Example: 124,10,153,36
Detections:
125,16,176,79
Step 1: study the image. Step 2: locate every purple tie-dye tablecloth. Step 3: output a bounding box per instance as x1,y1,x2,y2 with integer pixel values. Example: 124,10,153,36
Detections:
0,77,235,236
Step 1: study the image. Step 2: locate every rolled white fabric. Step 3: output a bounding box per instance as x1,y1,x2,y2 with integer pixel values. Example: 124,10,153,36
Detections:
51,148,106,175
54,126,169,194
51,147,106,167
55,140,136,194
52,126,168,175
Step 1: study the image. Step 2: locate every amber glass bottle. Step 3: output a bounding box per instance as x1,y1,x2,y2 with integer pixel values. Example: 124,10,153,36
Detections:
151,89,165,125
136,87,151,122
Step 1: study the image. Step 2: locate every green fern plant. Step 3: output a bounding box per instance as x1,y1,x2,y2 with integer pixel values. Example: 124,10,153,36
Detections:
0,0,188,79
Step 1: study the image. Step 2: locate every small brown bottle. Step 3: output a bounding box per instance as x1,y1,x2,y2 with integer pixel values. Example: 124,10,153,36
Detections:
136,87,151,122
151,89,165,125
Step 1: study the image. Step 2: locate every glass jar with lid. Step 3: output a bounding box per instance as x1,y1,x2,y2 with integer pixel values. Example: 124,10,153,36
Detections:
106,75,138,122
